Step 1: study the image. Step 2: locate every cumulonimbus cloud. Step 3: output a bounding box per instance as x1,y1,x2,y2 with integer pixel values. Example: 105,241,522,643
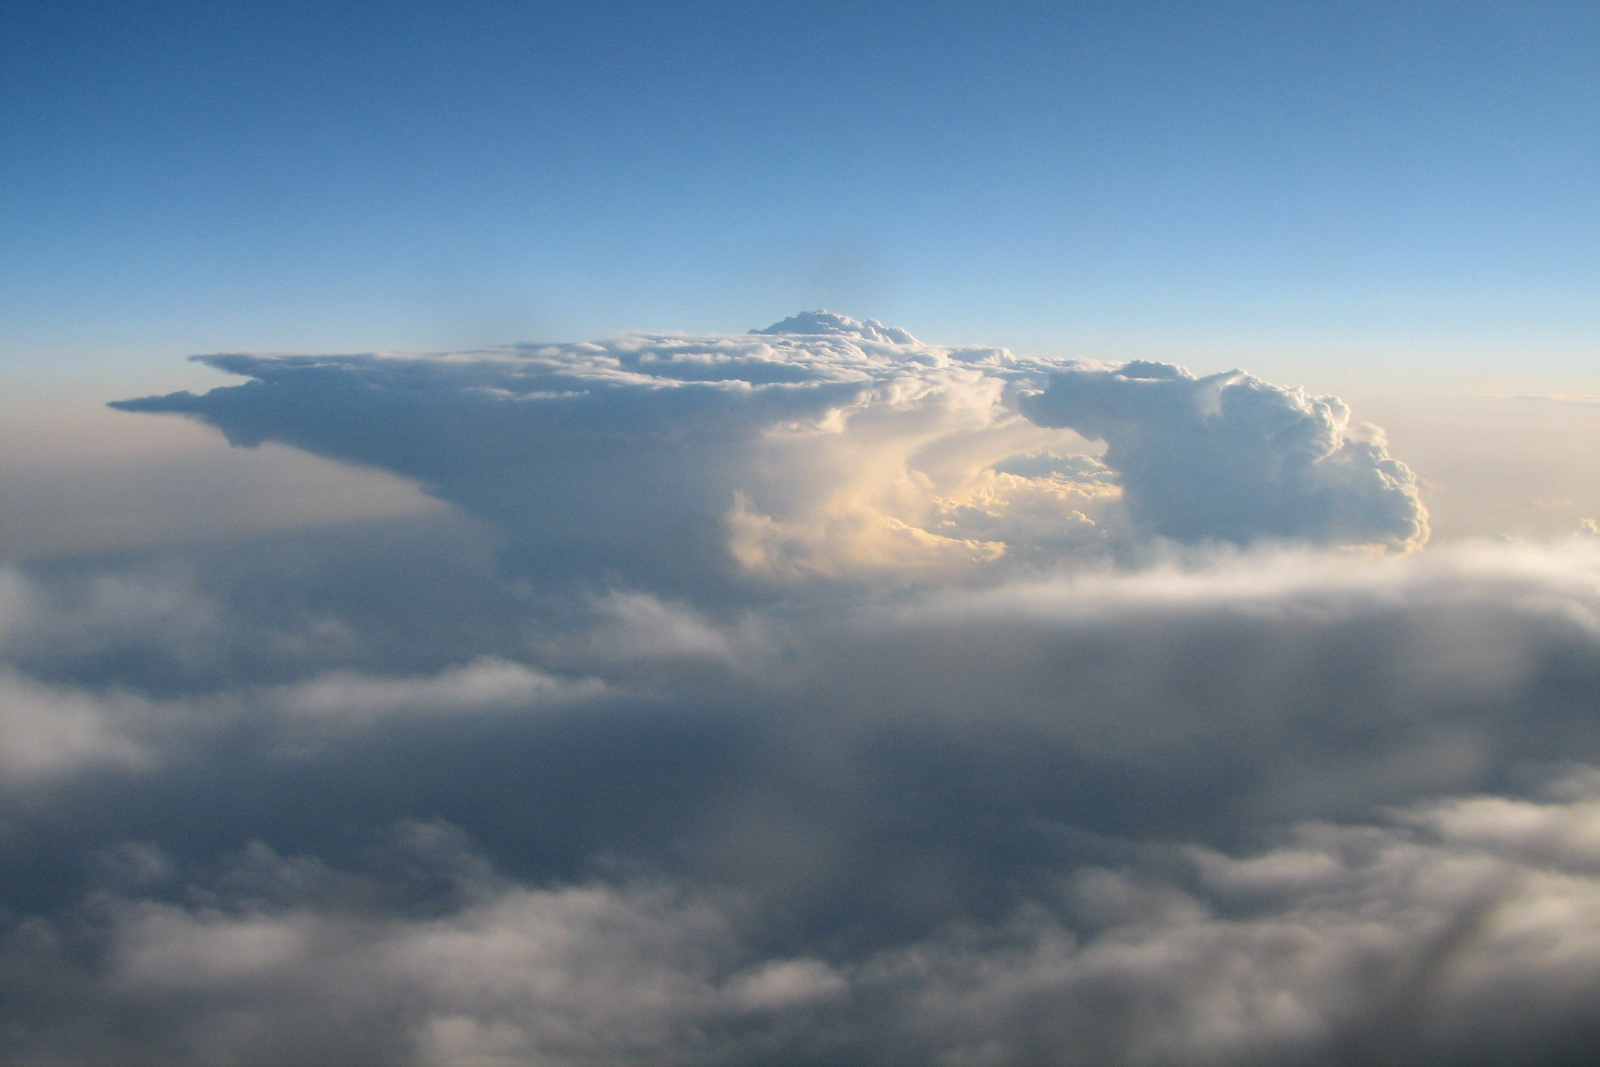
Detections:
111,312,1427,598
22,313,1588,1066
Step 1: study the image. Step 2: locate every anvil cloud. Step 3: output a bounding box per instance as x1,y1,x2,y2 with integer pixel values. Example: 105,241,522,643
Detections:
113,312,1428,598
3,317,1592,1067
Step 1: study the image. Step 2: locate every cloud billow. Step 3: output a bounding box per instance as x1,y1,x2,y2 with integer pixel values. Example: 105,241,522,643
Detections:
1018,360,1428,547
111,312,1427,598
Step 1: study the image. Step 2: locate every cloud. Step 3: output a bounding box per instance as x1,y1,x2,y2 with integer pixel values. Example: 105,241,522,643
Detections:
1017,360,1428,547
271,658,603,732
110,313,1426,599
5,774,1600,1066
3,536,1599,1064
5,315,1589,1064
0,667,153,783
752,308,921,344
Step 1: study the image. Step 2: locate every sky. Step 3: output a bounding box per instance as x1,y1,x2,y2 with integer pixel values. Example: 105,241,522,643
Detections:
4,1,1596,379
3,2,1600,1065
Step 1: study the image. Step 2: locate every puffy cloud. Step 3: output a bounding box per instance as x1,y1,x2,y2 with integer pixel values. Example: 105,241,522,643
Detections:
1017,360,1428,548
2,539,1598,1065
111,313,1425,599
5,775,1600,1066
752,308,922,344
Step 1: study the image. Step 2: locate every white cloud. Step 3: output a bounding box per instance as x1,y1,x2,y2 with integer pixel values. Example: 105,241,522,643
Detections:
111,313,1426,599
1017,359,1428,548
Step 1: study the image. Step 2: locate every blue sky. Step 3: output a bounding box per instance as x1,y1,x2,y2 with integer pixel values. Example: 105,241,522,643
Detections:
4,0,1595,391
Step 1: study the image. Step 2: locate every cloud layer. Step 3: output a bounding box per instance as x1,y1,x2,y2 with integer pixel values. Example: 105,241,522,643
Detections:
4,535,1599,1064
7,315,1589,1065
